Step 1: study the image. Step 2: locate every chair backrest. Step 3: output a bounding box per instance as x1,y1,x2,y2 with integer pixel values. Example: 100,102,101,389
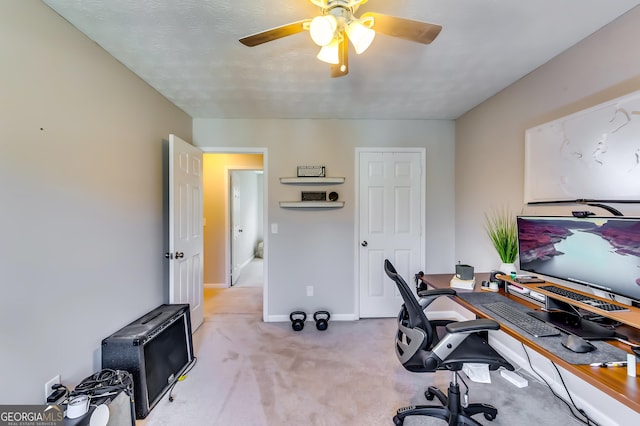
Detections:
384,259,437,370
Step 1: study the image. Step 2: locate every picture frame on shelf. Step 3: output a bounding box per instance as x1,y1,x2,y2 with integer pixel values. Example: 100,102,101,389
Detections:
297,165,325,177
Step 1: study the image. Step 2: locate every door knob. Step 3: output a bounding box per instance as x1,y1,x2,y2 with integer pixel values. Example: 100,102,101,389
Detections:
361,241,368,247
175,252,184,258
164,252,174,259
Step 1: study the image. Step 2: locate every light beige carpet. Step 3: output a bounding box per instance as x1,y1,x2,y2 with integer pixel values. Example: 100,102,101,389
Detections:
137,287,582,426
204,287,263,316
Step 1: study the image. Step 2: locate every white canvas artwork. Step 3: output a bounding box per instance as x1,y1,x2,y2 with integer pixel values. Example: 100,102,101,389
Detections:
525,90,640,203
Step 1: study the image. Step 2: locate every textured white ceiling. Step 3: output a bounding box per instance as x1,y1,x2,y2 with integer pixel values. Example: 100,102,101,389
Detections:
42,0,640,120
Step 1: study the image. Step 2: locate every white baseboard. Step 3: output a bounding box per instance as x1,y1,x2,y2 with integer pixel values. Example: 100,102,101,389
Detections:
265,313,359,323
266,311,463,323
240,256,254,269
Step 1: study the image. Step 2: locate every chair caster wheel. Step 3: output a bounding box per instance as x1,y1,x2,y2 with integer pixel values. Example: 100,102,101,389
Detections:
392,415,403,426
425,390,435,401
484,412,496,421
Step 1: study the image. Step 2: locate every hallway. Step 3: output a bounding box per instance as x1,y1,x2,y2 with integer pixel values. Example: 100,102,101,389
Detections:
233,257,263,287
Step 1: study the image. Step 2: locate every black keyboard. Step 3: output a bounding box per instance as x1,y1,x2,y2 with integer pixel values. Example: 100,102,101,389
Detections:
482,302,560,337
538,285,629,312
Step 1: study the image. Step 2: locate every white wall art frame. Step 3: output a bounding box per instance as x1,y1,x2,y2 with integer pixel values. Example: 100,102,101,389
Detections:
525,90,640,203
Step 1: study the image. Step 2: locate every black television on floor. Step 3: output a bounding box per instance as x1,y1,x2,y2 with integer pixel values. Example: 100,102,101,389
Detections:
517,215,640,304
102,304,194,418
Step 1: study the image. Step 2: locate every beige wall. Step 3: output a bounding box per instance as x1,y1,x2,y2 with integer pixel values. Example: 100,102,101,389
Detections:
194,119,456,319
455,6,640,272
203,154,264,284
0,2,191,403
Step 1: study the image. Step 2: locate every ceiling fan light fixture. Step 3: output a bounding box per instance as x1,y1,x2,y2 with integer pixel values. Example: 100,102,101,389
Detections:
346,19,375,54
316,39,340,64
239,2,442,77
309,15,338,46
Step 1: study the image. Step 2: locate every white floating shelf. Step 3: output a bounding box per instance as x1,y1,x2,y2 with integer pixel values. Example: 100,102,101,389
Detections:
280,177,345,184
279,201,345,208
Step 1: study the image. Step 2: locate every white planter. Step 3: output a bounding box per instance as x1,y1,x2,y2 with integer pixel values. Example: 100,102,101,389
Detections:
499,262,517,275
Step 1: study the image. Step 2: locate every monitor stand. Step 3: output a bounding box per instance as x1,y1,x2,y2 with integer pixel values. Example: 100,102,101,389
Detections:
528,310,617,340
527,297,620,340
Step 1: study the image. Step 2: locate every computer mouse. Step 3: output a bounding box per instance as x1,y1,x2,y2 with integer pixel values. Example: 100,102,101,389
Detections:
562,334,596,353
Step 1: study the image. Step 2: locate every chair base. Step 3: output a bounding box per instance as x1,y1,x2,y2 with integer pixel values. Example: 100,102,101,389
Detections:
393,381,498,426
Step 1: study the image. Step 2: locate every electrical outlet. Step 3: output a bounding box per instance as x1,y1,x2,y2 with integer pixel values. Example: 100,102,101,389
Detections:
44,374,61,401
306,286,314,297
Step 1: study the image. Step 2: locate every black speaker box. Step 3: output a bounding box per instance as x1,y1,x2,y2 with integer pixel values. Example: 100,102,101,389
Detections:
101,304,194,419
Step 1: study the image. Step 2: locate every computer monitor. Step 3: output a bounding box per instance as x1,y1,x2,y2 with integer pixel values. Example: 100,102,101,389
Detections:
517,215,640,304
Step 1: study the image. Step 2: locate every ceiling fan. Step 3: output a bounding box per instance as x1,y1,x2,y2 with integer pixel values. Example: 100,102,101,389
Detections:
239,0,442,78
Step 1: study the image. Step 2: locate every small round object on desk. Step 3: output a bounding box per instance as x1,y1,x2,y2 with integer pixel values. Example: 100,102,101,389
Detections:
328,192,338,201
489,282,499,291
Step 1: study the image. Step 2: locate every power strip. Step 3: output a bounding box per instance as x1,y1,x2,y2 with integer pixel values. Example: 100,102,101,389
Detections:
500,369,528,388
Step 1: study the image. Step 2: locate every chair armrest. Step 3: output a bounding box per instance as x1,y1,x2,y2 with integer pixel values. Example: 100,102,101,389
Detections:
445,319,500,334
417,288,456,298
426,319,502,369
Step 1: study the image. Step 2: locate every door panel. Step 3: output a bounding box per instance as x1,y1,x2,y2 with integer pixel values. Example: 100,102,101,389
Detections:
366,249,385,297
169,134,204,331
359,151,424,317
230,174,241,285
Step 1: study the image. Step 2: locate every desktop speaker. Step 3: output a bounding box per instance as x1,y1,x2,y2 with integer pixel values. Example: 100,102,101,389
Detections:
455,264,474,281
101,304,194,419
301,191,326,201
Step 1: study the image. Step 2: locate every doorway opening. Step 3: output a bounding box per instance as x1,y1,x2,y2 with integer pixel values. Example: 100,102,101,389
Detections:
230,169,264,287
202,150,267,319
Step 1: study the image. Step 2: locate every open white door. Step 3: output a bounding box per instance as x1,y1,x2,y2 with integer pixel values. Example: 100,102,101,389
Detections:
358,150,424,318
169,134,204,331
230,171,241,286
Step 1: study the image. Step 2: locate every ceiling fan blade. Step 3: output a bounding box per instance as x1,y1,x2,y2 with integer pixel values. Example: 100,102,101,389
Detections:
330,33,349,78
239,20,311,47
362,12,442,45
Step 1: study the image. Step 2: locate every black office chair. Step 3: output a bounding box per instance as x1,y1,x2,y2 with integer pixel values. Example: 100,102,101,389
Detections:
384,259,514,426
412,270,458,348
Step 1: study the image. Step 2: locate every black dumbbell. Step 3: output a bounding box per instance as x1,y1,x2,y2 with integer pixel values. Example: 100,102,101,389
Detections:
290,311,306,331
313,310,330,331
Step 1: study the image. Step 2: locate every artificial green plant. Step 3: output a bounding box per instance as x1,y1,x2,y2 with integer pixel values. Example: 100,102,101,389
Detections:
484,206,518,264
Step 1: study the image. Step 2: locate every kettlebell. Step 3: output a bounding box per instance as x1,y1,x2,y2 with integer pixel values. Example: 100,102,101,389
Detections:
290,311,306,331
313,310,330,331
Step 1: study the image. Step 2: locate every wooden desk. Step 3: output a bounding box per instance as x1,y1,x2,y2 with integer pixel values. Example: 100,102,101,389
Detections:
422,273,640,413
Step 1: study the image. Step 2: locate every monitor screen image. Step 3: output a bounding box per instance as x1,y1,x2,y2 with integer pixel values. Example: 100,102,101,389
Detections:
517,216,640,303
